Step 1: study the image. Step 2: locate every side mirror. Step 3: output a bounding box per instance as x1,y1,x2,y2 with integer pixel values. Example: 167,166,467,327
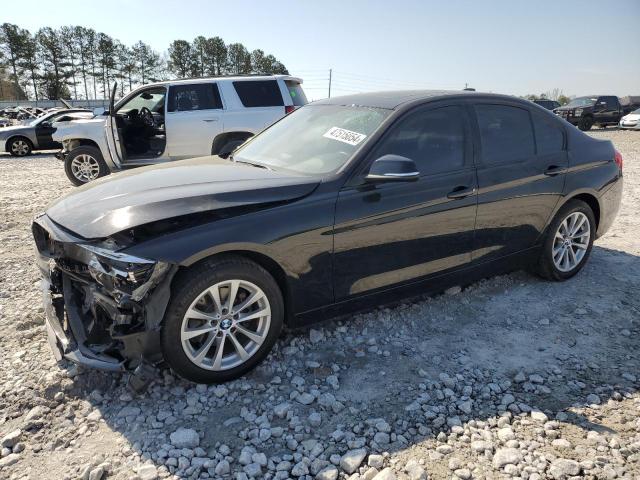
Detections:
40,121,52,128
365,154,420,183
93,107,106,116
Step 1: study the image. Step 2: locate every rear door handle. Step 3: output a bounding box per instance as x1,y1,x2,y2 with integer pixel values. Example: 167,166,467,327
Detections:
203,118,218,122
544,165,568,176
447,186,476,199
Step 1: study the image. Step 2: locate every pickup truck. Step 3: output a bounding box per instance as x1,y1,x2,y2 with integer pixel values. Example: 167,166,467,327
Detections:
555,95,626,131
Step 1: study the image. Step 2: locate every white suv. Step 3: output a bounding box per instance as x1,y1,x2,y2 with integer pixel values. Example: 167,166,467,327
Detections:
53,75,307,185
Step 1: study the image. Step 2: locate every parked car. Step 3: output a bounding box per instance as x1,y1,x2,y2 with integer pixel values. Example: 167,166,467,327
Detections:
32,90,623,385
53,74,308,186
0,108,93,156
619,107,640,130
555,95,625,131
533,99,560,110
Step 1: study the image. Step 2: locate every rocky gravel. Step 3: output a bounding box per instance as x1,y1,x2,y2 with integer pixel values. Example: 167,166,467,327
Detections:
0,129,638,480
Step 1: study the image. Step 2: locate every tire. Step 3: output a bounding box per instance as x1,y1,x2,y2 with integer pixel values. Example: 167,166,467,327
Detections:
536,200,596,281
578,117,594,131
8,137,32,157
161,255,284,383
64,146,109,186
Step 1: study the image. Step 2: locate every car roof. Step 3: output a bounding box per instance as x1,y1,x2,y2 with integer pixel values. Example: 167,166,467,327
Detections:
312,89,526,110
145,74,303,88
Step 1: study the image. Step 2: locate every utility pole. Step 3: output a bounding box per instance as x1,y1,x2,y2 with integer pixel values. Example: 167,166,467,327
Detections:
328,69,332,98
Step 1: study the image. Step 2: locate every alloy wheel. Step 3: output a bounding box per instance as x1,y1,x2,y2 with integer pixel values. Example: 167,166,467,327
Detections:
11,139,29,156
552,211,590,272
180,279,271,371
70,154,100,182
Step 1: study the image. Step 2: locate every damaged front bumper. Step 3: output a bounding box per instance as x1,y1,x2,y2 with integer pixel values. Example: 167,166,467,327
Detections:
32,214,177,372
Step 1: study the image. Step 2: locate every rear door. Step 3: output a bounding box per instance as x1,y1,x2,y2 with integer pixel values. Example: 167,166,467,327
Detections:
470,102,567,262
164,82,224,160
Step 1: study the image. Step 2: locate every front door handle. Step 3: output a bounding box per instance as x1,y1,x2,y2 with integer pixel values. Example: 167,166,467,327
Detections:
544,165,568,176
447,186,476,199
203,118,219,122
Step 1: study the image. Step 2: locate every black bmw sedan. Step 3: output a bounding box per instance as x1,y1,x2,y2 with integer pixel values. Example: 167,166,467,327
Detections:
32,90,623,384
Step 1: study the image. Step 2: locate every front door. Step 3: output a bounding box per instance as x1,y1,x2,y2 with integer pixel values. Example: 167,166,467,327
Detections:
165,83,224,160
333,104,478,299
35,121,57,149
470,103,567,263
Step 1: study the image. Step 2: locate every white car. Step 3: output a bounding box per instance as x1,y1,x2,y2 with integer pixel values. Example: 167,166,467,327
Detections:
53,75,307,185
619,107,640,130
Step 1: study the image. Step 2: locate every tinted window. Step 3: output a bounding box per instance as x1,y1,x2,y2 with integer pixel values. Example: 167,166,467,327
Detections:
601,96,618,109
475,105,534,164
167,83,222,112
371,106,465,175
285,81,308,106
532,111,564,155
234,80,284,107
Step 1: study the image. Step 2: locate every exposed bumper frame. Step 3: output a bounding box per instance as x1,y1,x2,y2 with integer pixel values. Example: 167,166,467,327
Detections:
34,214,177,373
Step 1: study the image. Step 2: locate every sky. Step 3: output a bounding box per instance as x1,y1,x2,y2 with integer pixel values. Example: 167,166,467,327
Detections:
3,0,640,100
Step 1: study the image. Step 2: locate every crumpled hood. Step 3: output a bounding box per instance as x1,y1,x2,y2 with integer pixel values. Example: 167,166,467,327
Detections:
46,156,320,239
52,116,105,140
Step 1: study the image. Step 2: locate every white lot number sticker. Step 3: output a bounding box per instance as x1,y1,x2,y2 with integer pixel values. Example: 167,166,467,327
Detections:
323,127,367,146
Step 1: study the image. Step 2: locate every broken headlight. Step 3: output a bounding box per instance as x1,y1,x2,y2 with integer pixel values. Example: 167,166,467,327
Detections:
80,244,169,299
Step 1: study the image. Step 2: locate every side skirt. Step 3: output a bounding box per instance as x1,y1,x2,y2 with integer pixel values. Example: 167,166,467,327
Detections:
290,246,541,328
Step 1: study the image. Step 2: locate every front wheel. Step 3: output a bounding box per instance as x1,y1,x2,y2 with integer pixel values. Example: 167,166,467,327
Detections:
8,137,32,156
161,255,284,383
64,146,109,186
578,117,594,131
536,200,596,281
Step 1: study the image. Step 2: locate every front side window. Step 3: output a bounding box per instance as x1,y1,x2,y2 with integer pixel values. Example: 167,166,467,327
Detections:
370,106,466,175
234,104,389,175
475,104,535,164
167,83,222,112
117,87,166,114
233,80,284,107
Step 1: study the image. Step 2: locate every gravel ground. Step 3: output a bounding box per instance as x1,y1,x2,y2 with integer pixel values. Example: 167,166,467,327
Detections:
0,130,638,480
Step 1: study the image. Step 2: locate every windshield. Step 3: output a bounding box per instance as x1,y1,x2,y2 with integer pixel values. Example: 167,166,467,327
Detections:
233,104,390,175
117,87,166,114
29,111,57,126
631,108,640,115
567,97,597,108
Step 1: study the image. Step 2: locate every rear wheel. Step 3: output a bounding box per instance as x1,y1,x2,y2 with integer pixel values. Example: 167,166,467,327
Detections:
161,255,284,383
64,146,109,186
536,200,596,281
8,137,32,156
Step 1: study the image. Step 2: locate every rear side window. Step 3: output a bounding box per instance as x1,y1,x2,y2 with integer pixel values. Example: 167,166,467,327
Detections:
371,106,466,175
532,111,565,155
475,105,535,164
233,80,284,107
167,83,222,112
285,81,308,106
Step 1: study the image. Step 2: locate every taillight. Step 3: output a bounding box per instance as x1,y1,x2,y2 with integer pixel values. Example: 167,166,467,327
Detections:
285,105,295,115
614,149,623,170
